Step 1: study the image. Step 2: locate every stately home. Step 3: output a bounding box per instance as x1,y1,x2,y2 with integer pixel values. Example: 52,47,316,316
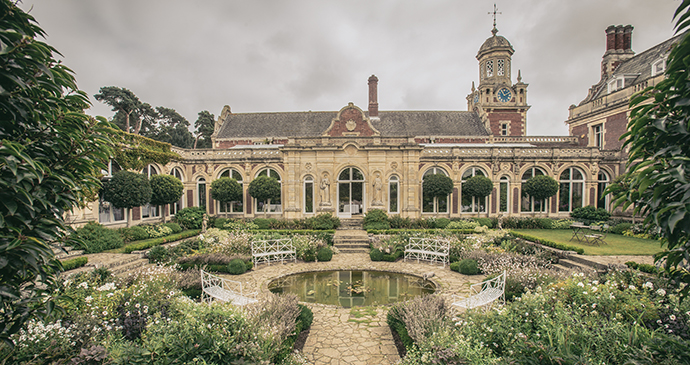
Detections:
71,25,681,228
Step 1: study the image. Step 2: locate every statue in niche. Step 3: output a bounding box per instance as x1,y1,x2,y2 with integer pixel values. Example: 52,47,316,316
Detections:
372,172,383,206
320,172,331,206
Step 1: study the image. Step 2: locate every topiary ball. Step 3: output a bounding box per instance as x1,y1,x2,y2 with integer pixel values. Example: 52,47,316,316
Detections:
370,248,383,261
316,246,333,262
458,259,480,275
227,259,248,275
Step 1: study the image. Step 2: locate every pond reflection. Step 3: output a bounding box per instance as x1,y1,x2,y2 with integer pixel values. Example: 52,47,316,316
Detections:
268,270,435,307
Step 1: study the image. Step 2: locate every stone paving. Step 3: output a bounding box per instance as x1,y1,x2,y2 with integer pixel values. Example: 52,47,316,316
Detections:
222,253,486,365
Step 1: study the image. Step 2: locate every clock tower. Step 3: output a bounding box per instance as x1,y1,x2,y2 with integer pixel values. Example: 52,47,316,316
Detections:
467,22,530,137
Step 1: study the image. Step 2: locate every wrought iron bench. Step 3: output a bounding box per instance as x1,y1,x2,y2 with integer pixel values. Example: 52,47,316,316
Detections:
451,271,506,311
404,237,450,268
200,269,258,306
251,238,296,267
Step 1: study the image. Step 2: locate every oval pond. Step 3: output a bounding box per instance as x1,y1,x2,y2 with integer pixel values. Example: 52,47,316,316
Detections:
268,270,435,307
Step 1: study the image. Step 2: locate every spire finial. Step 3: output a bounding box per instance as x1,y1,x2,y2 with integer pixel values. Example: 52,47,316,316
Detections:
489,3,501,36
471,81,476,92
517,70,522,82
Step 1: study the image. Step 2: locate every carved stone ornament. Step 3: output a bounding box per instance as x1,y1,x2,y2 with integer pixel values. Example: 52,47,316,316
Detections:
305,162,312,171
345,119,356,131
390,162,398,170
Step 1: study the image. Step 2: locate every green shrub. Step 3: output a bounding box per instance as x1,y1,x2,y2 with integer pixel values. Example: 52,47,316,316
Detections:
72,222,124,253
163,222,183,234
252,218,273,230
120,230,201,253
434,217,451,229
142,224,173,238
552,219,575,230
446,220,479,230
147,245,169,264
471,217,493,228
370,248,384,261
227,259,248,275
363,209,390,230
625,261,659,274
523,175,559,200
449,261,460,272
61,256,88,271
389,216,412,229
316,246,333,261
382,253,398,262
457,259,480,275
535,218,554,229
174,207,206,229
611,222,633,235
214,217,229,229
571,205,611,222
118,226,149,242
305,213,340,230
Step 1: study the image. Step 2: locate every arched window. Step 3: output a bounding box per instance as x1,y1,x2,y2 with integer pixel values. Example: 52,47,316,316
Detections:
256,168,281,213
338,167,365,215
461,167,488,213
499,176,510,213
141,164,159,218
597,170,610,210
218,168,243,214
197,177,207,209
422,167,449,214
559,167,584,212
389,175,399,214
304,175,314,214
99,160,125,223
170,167,184,216
521,167,547,213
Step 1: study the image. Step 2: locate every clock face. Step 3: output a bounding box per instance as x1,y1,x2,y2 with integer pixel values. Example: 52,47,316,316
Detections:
497,88,512,102
473,93,479,103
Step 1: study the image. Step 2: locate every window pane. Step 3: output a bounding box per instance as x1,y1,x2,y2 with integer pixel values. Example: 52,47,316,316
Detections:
389,181,398,212
352,168,364,181
422,193,434,212
438,197,448,213
339,169,350,180
572,182,583,209
461,195,472,212
221,170,229,178
113,207,125,221
559,183,570,212
198,183,206,208
232,170,242,181
499,182,508,212
338,183,350,213
572,168,583,180
560,169,570,180
305,182,314,213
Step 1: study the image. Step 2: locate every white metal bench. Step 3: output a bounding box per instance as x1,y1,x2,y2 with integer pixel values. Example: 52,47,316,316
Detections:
404,237,450,268
251,238,296,267
451,271,506,311
200,269,258,306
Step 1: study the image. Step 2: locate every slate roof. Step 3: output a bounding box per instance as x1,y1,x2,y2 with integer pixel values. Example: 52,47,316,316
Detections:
215,110,489,139
581,33,684,104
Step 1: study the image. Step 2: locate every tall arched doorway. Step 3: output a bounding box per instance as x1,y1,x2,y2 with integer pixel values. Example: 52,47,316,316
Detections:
338,167,364,217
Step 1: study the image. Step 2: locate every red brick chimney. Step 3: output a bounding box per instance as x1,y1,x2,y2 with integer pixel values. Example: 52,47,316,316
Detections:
368,74,379,117
601,25,635,80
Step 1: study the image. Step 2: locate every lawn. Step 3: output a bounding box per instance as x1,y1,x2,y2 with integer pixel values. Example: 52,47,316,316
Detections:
512,229,664,256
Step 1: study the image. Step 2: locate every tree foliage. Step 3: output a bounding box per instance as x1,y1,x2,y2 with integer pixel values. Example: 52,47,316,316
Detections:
101,171,151,209
194,110,215,149
462,175,493,199
422,173,454,199
0,1,113,344
248,176,281,207
211,177,242,203
523,175,559,201
150,174,184,207
615,0,690,299
94,86,142,133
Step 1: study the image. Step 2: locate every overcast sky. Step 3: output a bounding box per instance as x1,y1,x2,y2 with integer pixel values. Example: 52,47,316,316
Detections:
20,0,679,136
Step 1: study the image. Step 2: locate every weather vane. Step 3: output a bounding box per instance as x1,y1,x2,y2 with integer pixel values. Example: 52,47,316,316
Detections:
489,3,501,36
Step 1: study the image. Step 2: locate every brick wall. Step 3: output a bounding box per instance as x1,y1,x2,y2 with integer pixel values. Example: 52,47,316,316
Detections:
327,107,377,137
605,111,628,150
487,111,524,136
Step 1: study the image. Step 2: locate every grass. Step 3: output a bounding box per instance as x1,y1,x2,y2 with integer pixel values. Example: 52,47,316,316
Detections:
348,306,378,324
513,229,663,256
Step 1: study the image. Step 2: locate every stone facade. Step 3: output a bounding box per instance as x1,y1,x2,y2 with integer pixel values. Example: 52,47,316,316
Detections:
68,25,680,228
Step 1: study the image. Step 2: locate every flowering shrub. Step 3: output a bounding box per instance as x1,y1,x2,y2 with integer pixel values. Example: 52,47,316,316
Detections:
446,220,479,230
200,228,253,255
223,219,260,230
142,224,173,238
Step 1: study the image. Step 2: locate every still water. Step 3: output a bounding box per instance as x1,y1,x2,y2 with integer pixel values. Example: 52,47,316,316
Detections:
268,270,436,307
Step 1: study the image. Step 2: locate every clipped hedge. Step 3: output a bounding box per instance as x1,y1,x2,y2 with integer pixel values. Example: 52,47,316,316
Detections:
316,246,333,262
509,231,585,255
625,261,659,274
61,256,88,271
366,229,476,235
116,229,201,253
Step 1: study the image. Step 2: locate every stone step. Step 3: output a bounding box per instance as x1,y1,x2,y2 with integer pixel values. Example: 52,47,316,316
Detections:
557,259,597,273
334,243,370,249
56,249,85,260
112,258,151,277
337,248,370,254
564,254,608,271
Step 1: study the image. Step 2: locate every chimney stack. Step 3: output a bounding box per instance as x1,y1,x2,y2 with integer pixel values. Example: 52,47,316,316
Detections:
368,74,379,117
601,25,635,80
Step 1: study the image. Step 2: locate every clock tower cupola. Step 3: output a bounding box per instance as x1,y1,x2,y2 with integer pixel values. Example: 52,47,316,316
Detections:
467,5,530,137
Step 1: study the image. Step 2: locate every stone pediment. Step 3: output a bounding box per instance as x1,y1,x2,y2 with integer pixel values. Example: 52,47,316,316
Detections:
323,103,380,137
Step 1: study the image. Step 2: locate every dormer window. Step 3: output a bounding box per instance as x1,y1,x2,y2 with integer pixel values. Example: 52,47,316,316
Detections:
652,58,666,76
607,77,624,93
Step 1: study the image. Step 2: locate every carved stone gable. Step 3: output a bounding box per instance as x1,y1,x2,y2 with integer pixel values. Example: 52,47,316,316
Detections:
323,102,380,137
